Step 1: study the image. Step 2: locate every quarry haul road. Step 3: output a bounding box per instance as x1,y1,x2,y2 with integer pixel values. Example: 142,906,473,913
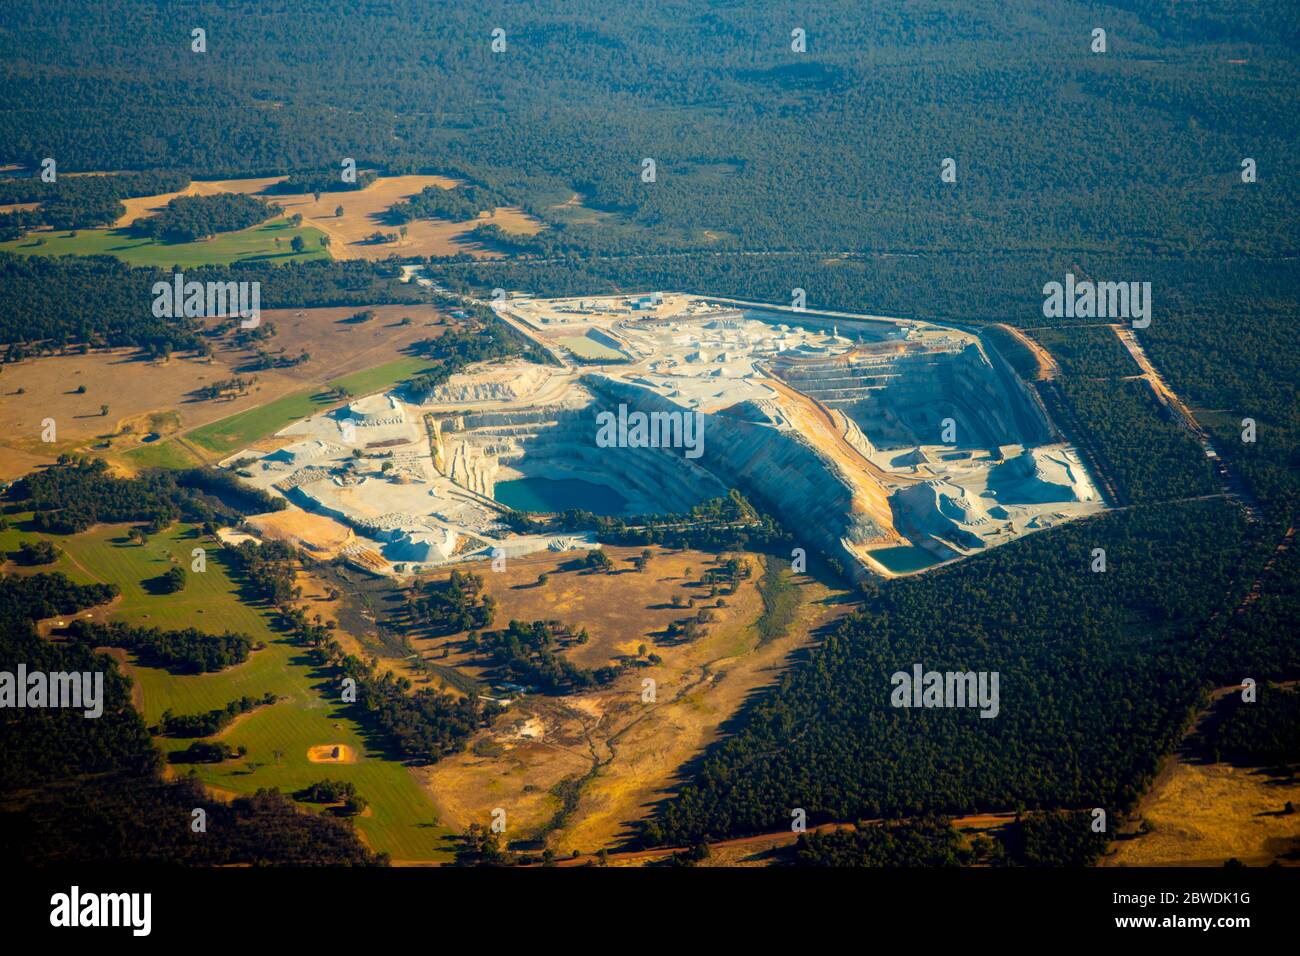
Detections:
1112,325,1260,519
759,371,921,490
993,323,1058,380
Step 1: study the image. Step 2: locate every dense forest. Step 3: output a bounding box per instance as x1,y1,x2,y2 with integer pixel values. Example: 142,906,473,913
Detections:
0,170,189,235
0,570,117,623
789,811,1110,868
0,254,419,353
647,498,1269,845
68,620,255,675
0,2,1295,259
389,182,502,225
793,818,972,867
270,169,378,194
157,693,278,738
0,775,383,866
1057,377,1217,503
1200,685,1300,767
0,0,1295,868
133,192,280,241
8,456,283,533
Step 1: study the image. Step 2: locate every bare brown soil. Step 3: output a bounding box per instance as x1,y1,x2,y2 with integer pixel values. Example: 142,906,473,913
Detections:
114,177,286,227
0,303,446,478
415,548,853,855
239,303,444,384
247,511,356,559
307,744,357,763
993,322,1058,380
0,348,300,478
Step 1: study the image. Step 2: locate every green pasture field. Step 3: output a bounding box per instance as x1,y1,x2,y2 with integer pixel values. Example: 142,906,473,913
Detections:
331,355,434,397
185,389,338,455
1,518,451,861
121,438,204,470
0,218,330,267
182,356,435,456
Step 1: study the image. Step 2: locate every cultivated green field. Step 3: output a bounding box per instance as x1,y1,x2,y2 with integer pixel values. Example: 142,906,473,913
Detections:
1,518,452,861
0,218,330,267
121,438,204,470
182,357,435,456
330,356,434,398
185,388,338,454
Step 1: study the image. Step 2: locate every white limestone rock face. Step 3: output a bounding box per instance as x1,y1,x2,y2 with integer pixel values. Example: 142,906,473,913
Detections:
411,361,550,405
892,480,989,551
386,527,458,562
587,375,881,579
987,448,1100,505
225,293,1110,580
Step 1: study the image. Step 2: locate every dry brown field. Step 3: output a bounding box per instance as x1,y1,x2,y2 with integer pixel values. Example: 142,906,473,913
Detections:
0,348,292,478
112,174,544,260
412,546,852,855
1105,759,1300,867
248,511,356,559
0,303,446,478
113,176,287,227
246,303,444,383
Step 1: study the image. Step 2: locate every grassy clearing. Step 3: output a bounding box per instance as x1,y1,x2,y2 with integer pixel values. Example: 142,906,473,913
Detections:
121,439,204,470
185,388,337,454
2,520,265,631
0,518,450,861
755,560,800,646
1106,759,1300,866
329,356,434,397
0,218,330,267
558,334,625,362
181,356,435,457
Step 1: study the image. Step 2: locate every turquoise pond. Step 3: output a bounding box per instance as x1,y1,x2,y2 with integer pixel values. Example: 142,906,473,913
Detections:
867,545,944,574
493,477,629,516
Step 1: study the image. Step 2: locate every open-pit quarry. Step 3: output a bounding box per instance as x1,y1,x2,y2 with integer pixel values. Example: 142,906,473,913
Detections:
223,293,1104,579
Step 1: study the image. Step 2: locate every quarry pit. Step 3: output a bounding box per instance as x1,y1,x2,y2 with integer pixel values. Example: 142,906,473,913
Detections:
223,293,1104,580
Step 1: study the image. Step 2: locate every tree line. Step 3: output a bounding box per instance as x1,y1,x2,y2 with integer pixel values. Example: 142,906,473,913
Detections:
8,456,283,534
133,192,280,242
69,620,255,674
0,170,189,236
225,541,495,763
